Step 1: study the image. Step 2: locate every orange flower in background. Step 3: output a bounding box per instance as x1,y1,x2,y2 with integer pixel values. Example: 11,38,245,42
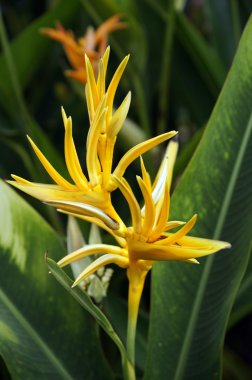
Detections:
41,14,126,83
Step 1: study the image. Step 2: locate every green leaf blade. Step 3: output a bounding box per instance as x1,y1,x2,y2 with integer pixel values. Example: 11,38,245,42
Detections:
0,180,112,380
145,16,252,380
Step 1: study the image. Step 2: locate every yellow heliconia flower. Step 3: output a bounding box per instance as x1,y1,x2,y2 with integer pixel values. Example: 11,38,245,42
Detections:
55,138,231,374
57,138,230,283
8,49,177,227
41,15,126,84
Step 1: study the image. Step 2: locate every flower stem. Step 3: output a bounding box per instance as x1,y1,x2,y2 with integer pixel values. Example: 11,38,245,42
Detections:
126,265,148,379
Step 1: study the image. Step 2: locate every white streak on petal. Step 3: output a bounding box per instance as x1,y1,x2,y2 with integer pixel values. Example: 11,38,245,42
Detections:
44,200,119,230
141,156,168,216
152,156,168,204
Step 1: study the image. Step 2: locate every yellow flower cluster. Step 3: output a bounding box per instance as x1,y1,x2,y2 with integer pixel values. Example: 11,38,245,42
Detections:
9,47,230,374
9,49,230,280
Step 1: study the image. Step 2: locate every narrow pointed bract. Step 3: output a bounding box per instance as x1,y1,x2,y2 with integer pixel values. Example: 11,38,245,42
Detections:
9,50,176,225
58,137,230,283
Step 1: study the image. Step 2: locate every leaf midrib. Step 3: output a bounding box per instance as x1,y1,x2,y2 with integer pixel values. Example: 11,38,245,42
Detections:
0,288,73,380
173,111,252,380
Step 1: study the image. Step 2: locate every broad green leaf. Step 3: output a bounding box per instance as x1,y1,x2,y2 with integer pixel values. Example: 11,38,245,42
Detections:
47,259,132,378
145,16,252,380
0,180,111,380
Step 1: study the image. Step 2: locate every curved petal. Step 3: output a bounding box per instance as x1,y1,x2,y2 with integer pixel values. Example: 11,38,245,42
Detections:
72,254,129,287
137,176,155,236
58,209,127,247
151,156,168,204
106,55,130,121
85,54,99,109
86,106,107,186
153,138,179,193
96,47,110,97
110,131,178,189
128,238,230,261
27,136,75,190
97,58,105,99
44,200,119,230
7,179,80,203
156,214,197,245
95,15,126,42
62,108,89,190
140,157,151,191
164,221,186,231
58,244,127,268
150,185,170,242
112,176,142,234
108,91,131,138
178,234,232,250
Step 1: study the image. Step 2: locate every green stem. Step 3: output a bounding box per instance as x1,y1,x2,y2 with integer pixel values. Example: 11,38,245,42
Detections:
157,0,176,135
126,265,148,379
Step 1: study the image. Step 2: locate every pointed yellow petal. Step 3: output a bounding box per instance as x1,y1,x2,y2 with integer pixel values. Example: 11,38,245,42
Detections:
58,209,127,247
164,221,186,230
27,135,75,190
157,214,197,245
7,180,77,202
150,186,170,241
85,54,99,108
137,176,155,236
140,157,152,191
151,156,168,204
183,258,200,264
106,55,130,121
108,91,131,138
101,137,116,185
10,175,32,185
85,82,95,123
111,131,178,189
72,254,129,287
178,234,231,250
112,175,142,234
86,107,107,186
166,138,179,191
61,109,89,190
95,47,110,102
58,244,127,267
97,59,105,99
101,46,110,78
128,238,230,261
44,199,119,230
153,138,179,192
